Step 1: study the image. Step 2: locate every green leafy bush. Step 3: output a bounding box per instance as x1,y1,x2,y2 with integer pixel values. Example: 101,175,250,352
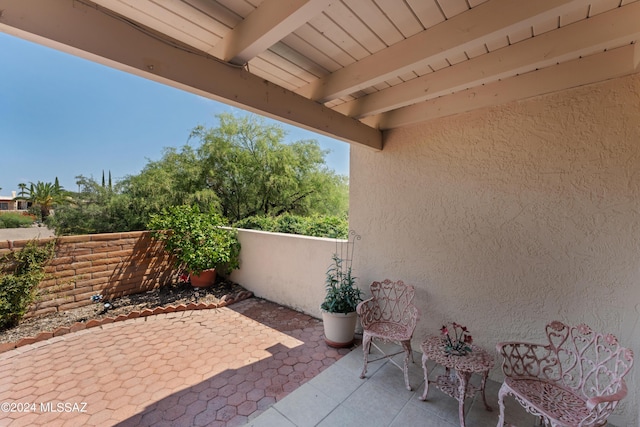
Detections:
234,214,348,239
320,254,362,314
0,212,35,229
0,240,56,330
148,205,240,275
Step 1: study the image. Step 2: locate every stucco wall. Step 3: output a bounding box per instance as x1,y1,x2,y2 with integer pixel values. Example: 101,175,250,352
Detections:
230,229,343,318
350,74,640,425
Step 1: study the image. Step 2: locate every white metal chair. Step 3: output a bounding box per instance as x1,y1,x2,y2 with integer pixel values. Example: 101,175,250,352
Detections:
496,321,634,427
357,279,420,390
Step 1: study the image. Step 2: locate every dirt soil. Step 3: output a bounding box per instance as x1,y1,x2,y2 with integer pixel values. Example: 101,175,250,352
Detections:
0,278,247,344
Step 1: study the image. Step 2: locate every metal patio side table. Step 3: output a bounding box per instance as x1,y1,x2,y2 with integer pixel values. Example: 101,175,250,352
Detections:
419,335,494,427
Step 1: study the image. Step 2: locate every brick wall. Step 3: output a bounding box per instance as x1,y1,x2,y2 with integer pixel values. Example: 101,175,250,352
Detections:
0,231,178,318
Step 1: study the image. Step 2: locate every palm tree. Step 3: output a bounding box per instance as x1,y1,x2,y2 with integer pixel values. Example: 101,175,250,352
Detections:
17,183,27,197
24,181,68,221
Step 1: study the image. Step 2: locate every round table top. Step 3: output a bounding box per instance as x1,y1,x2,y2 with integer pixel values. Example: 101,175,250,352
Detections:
421,335,494,373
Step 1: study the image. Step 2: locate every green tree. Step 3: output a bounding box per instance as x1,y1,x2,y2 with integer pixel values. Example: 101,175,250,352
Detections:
49,113,349,234
48,176,109,234
192,113,348,221
17,183,27,197
20,181,68,221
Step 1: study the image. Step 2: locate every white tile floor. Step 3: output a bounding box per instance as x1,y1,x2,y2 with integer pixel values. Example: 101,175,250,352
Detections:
246,342,540,427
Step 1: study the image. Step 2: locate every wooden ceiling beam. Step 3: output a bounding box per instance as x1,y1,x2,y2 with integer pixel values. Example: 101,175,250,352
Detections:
335,1,640,118
295,0,589,103
363,44,640,130
0,0,381,150
210,0,330,65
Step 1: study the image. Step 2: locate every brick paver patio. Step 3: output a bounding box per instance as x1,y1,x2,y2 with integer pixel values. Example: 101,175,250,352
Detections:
0,298,351,427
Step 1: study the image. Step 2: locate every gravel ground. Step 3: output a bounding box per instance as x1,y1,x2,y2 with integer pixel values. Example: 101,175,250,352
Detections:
0,278,247,344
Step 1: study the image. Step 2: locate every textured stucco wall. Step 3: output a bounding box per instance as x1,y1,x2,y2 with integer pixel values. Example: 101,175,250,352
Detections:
230,229,343,318
350,74,640,425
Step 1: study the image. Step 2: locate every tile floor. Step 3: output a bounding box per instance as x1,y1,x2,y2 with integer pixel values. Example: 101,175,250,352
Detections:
1,298,613,427
0,299,350,427
247,341,540,427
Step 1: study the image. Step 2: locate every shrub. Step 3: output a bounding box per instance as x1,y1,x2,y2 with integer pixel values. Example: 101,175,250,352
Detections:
0,240,56,330
233,214,348,239
0,212,35,229
148,205,240,275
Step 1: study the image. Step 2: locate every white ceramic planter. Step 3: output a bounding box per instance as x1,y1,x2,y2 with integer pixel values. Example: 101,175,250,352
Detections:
321,310,358,348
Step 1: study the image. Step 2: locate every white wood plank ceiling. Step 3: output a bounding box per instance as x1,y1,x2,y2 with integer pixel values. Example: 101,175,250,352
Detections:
1,0,639,150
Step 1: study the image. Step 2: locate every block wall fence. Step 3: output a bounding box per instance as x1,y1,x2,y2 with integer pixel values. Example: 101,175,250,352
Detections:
0,231,179,318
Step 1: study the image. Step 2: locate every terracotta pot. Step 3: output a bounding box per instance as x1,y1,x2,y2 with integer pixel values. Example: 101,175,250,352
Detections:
189,269,216,287
321,309,357,348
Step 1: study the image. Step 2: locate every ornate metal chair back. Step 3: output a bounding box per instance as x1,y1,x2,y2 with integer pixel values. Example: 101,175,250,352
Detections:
544,321,634,401
367,279,417,328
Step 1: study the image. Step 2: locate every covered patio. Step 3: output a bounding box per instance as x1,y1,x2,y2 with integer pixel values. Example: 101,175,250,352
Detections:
1,297,537,426
1,0,638,425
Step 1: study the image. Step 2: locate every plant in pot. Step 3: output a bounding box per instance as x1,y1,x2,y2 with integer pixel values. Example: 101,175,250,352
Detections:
320,233,362,348
148,205,240,287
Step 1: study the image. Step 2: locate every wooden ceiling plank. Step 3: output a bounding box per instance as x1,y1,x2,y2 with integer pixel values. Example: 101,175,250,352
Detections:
294,24,356,67
560,4,589,25
465,44,488,59
323,1,386,53
484,35,509,52
507,26,533,45
588,0,622,16
91,0,220,50
375,0,424,37
468,0,490,7
247,58,303,90
436,0,470,19
532,17,559,36
269,42,329,78
429,58,451,71
210,0,330,65
405,0,445,30
308,13,369,61
130,0,227,39
215,0,256,17
0,0,381,149
296,0,589,102
342,0,404,46
152,0,232,35
335,2,640,118
370,44,639,129
180,0,242,28
258,49,319,83
447,51,468,66
281,33,342,73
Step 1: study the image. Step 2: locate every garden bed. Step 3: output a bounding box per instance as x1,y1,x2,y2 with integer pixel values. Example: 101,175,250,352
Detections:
0,278,249,346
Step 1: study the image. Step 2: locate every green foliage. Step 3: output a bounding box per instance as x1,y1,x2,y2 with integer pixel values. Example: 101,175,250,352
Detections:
234,214,348,239
48,176,137,235
0,240,56,330
192,113,348,221
148,205,240,275
320,254,362,314
0,212,35,229
18,180,70,221
48,113,348,235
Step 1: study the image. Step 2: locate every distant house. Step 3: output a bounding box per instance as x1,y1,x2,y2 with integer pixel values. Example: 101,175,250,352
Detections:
0,192,30,211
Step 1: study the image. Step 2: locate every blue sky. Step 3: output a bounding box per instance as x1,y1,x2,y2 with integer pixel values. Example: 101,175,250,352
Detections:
0,33,349,196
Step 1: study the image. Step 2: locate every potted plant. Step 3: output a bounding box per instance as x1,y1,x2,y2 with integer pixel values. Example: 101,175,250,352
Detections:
320,248,362,347
148,205,240,287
